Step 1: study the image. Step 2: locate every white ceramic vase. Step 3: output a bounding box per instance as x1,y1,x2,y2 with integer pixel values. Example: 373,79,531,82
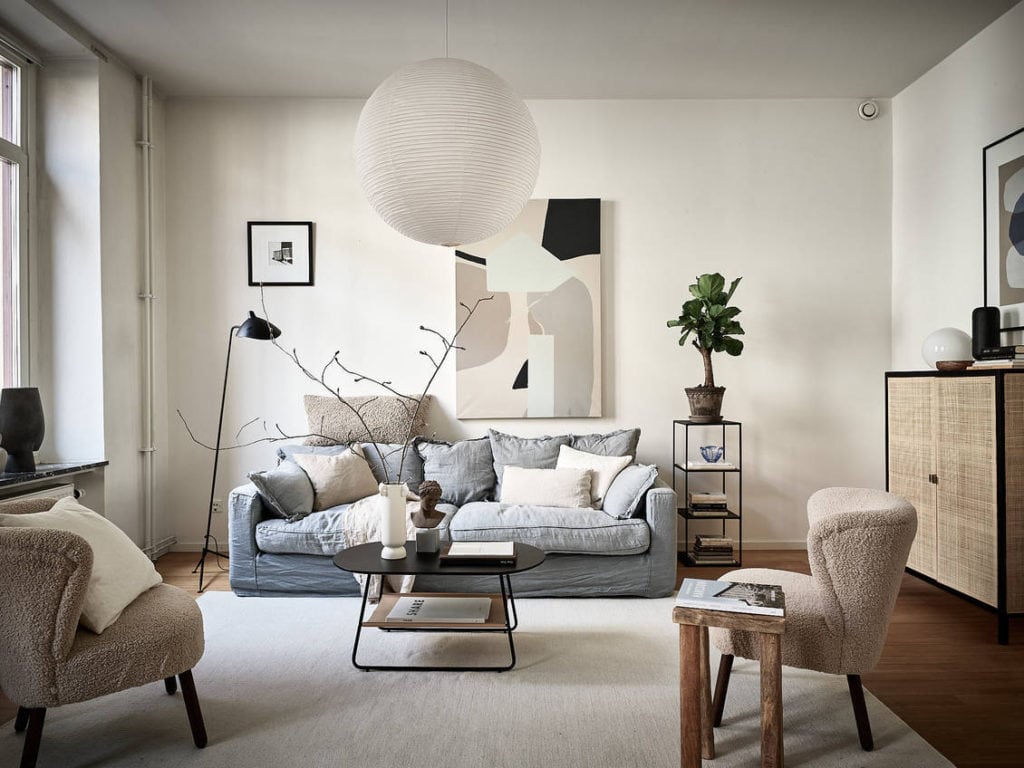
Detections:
379,482,408,560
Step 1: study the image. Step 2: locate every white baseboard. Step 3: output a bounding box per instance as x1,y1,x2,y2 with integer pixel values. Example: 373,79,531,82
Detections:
171,541,207,553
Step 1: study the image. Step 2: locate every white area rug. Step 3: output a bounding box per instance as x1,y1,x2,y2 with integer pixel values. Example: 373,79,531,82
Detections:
0,593,951,768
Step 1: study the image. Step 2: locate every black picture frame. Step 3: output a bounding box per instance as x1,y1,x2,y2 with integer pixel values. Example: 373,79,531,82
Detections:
983,126,1024,333
247,221,314,286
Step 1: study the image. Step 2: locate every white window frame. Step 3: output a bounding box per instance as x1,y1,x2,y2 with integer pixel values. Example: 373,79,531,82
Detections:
0,38,35,386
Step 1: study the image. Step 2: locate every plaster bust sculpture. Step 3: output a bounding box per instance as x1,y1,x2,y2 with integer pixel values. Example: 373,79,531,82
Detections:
411,480,444,528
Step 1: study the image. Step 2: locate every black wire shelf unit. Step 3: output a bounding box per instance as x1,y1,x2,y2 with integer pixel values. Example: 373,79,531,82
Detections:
672,419,743,567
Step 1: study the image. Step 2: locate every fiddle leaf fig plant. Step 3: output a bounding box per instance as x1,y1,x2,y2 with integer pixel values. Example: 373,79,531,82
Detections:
667,273,744,389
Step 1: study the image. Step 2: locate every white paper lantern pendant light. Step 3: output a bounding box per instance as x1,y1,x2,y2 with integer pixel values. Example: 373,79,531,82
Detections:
354,33,540,247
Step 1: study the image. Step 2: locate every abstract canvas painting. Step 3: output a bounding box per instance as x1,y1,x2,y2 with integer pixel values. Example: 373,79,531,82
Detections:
984,126,1024,331
455,199,601,418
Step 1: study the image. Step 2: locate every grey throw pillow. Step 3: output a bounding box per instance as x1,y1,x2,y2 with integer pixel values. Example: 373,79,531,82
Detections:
360,442,425,487
248,460,315,523
488,429,571,499
601,464,658,519
571,428,641,457
415,438,495,506
276,443,352,463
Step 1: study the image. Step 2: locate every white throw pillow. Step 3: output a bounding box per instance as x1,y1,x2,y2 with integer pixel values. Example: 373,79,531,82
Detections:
294,443,380,510
0,496,163,634
500,466,592,508
556,444,632,509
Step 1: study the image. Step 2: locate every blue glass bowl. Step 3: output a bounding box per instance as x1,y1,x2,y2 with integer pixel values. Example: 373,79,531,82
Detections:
699,445,724,463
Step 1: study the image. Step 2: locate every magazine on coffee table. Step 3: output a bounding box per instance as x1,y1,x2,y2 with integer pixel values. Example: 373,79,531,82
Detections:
676,578,785,616
439,541,517,565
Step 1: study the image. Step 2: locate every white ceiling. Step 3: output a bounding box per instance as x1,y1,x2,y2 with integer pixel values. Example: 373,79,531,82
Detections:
0,0,1020,99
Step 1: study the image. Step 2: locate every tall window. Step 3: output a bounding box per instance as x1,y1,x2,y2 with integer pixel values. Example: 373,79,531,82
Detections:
0,45,28,387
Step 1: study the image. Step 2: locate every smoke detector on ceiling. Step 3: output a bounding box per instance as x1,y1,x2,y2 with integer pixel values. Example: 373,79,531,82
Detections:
858,100,879,120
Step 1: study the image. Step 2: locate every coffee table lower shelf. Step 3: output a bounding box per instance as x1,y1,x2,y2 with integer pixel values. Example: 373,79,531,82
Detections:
352,581,520,672
364,592,509,629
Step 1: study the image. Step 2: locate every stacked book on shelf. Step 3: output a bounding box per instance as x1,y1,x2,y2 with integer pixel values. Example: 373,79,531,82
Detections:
686,459,737,470
969,345,1024,370
688,491,729,517
690,534,736,564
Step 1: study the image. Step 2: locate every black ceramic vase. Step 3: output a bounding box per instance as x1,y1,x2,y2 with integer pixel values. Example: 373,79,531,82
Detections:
0,387,45,473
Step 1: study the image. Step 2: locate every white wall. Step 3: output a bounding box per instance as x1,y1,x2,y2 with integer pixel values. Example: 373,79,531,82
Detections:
892,2,1024,368
164,97,892,549
34,60,105,467
97,61,145,540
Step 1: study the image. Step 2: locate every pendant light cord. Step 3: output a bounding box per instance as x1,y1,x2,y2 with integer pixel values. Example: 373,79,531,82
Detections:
444,0,449,57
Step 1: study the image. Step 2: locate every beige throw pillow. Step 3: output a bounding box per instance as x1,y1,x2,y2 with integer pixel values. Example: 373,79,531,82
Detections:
0,496,163,634
556,445,632,509
294,444,379,510
303,394,432,446
500,466,592,508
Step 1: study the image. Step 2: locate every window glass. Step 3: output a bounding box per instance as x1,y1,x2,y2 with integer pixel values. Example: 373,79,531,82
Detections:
0,156,17,386
0,58,18,145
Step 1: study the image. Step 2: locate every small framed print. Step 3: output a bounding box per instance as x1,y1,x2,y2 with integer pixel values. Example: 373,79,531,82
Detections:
983,126,1024,333
247,221,314,286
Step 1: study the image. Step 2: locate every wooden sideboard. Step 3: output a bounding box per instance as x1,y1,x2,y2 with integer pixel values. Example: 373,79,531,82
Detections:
886,371,1023,643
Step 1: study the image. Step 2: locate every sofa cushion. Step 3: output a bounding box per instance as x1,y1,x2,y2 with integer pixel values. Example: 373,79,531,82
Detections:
500,466,592,508
602,464,659,519
360,443,425,487
277,443,352,462
248,460,315,522
555,445,632,509
256,503,458,556
302,393,432,445
293,445,379,510
570,428,641,457
448,501,650,555
488,429,571,499
415,437,495,505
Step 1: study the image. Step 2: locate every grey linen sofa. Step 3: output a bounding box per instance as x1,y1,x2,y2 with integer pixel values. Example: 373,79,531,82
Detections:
228,428,677,598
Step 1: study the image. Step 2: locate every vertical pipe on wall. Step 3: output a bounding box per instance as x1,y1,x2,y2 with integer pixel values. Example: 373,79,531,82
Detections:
138,75,156,556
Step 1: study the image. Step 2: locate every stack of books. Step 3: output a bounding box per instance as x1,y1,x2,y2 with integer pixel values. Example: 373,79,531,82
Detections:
969,345,1024,370
691,534,736,563
688,491,729,516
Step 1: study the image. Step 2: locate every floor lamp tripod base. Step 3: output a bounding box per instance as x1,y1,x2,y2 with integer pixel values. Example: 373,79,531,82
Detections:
193,539,229,594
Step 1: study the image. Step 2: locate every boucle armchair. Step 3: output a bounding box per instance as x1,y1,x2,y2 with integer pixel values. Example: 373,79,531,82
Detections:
710,487,916,751
0,498,207,768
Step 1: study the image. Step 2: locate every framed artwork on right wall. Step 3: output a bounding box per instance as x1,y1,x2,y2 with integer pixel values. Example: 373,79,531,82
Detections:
984,125,1024,335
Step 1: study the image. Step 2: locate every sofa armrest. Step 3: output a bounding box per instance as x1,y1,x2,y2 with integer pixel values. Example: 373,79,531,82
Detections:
228,483,267,593
0,528,92,705
640,478,678,596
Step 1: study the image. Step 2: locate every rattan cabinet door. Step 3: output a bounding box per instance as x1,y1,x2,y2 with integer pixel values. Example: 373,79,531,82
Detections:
888,377,938,578
935,377,998,606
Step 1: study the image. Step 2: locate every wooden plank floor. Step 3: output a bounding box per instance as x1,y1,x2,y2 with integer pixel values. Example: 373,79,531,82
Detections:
3,550,1021,767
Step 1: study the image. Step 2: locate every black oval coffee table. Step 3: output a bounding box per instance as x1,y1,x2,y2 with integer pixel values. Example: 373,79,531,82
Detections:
334,541,545,672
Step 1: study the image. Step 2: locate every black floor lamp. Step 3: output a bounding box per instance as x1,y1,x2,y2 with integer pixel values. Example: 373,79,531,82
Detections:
194,311,282,593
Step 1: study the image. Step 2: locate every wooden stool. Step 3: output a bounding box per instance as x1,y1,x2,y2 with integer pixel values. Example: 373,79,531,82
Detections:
673,606,786,768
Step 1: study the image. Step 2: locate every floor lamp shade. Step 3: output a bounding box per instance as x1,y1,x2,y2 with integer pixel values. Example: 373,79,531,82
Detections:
0,387,45,473
354,57,541,247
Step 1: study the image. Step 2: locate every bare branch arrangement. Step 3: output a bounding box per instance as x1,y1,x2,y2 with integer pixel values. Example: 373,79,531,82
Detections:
181,292,493,486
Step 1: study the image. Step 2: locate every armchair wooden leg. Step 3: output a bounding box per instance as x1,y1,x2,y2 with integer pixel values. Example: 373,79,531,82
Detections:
847,674,874,751
178,670,208,748
19,707,46,768
712,654,734,727
164,676,178,695
14,706,29,733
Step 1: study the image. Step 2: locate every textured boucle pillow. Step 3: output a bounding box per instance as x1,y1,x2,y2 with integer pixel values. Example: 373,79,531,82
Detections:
294,444,379,510
303,394,432,445
500,467,592,508
0,496,162,633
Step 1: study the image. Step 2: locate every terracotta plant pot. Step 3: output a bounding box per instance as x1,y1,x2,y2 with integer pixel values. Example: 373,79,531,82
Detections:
685,386,725,423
